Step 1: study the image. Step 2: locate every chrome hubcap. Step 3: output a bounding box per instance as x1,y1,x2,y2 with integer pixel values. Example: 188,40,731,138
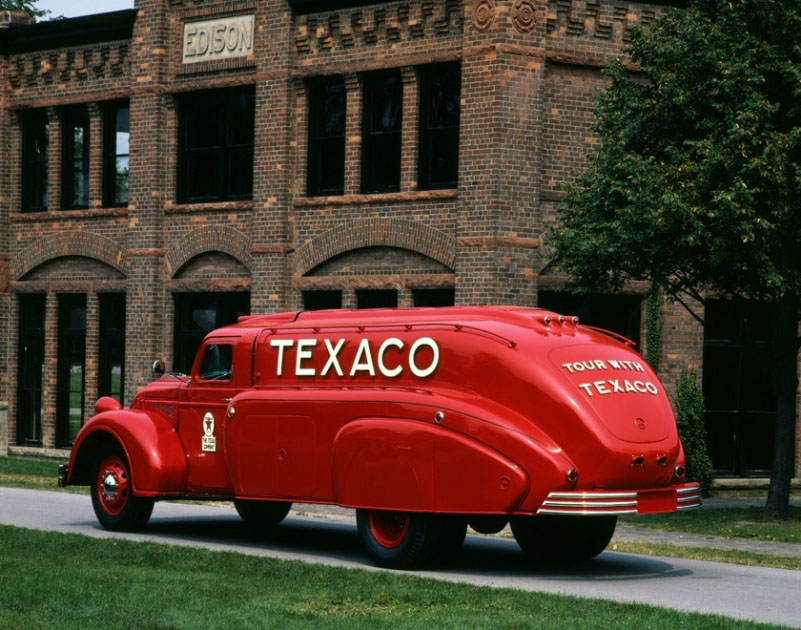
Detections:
102,473,119,500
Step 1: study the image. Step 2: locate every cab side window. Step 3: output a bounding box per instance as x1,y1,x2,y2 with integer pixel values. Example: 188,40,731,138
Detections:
198,344,233,381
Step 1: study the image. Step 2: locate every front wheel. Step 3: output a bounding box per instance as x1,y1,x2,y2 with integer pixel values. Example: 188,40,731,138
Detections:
91,447,154,532
510,515,617,564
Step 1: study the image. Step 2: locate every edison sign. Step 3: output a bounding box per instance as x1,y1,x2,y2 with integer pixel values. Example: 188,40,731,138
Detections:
182,15,255,64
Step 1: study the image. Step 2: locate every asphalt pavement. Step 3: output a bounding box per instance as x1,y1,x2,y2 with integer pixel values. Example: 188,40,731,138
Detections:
2,487,801,628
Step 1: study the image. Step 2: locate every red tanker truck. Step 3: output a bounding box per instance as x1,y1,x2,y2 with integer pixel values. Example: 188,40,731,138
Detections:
59,306,700,569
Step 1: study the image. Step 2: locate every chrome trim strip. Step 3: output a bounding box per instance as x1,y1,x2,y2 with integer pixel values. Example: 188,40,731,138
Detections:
677,502,701,511
677,495,701,503
542,500,638,508
677,485,702,495
546,491,638,500
537,508,638,516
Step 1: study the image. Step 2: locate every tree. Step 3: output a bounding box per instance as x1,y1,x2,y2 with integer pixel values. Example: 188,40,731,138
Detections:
549,0,801,520
0,1,48,19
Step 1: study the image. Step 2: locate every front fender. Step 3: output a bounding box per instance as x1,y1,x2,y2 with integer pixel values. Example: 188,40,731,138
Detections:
67,409,187,495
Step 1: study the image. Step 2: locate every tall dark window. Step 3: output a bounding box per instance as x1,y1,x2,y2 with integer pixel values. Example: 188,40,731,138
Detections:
173,292,250,375
56,294,87,447
538,291,643,349
361,70,402,193
99,294,126,404
413,288,455,307
178,86,255,203
17,294,46,445
103,102,130,207
703,300,777,476
307,77,346,196
61,106,90,209
418,62,461,189
357,289,398,309
303,290,343,311
21,110,49,212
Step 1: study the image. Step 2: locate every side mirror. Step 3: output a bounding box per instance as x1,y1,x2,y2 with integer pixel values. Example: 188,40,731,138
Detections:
152,359,166,377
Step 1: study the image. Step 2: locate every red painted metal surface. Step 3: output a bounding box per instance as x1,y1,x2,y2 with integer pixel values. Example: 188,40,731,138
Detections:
66,306,700,518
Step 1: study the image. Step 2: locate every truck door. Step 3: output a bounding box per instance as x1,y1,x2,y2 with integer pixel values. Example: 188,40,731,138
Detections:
178,337,243,493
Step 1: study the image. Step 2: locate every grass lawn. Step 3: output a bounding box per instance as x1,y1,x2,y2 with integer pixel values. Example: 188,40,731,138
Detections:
0,525,788,630
0,456,86,494
622,507,801,544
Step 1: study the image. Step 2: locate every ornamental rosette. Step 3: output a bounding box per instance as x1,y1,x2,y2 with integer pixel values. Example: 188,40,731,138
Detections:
472,0,495,32
512,0,537,33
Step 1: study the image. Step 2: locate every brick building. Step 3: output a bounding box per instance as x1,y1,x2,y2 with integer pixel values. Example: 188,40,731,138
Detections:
0,0,797,479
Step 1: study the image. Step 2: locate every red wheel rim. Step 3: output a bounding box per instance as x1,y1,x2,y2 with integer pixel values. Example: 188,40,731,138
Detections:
368,511,410,549
96,456,130,516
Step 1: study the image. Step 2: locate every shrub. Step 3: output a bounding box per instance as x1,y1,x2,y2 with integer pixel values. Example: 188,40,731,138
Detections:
675,371,714,495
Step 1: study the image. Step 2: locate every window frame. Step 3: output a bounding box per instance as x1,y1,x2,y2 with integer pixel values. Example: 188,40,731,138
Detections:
17,294,46,445
361,70,403,194
307,76,346,197
103,101,130,208
61,105,91,210
21,109,49,213
417,62,461,190
98,293,126,404
177,86,255,204
56,293,87,447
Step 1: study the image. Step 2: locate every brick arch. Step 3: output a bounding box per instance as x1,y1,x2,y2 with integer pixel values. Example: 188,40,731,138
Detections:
13,231,125,280
166,225,252,277
296,219,456,276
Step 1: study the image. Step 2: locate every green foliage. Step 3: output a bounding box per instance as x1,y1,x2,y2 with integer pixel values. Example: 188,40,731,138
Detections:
548,0,801,517
549,0,801,304
0,0,48,19
676,372,714,494
645,284,662,372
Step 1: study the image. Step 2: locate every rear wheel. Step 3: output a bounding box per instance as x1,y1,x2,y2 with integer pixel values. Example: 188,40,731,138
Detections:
356,510,434,569
91,447,154,532
510,515,617,564
234,499,292,528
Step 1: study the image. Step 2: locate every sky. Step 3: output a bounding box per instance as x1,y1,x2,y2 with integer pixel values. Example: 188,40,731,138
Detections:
37,0,135,19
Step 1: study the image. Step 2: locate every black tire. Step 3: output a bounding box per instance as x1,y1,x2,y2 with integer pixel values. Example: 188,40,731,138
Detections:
234,499,292,528
90,446,154,532
356,509,446,570
510,515,617,564
468,515,508,535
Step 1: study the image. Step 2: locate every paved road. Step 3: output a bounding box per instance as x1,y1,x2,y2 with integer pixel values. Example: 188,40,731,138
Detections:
2,487,800,628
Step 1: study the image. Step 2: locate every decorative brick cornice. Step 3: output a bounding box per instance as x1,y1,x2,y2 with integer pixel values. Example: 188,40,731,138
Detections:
296,218,456,276
294,0,463,56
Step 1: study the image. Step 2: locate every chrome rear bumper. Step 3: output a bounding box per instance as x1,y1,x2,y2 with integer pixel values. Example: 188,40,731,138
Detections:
537,482,702,516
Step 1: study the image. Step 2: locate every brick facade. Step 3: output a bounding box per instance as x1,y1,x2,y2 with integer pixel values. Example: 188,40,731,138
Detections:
1,0,798,477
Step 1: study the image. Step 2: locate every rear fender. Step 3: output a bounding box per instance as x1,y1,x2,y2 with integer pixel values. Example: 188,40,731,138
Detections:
67,410,187,495
332,418,529,514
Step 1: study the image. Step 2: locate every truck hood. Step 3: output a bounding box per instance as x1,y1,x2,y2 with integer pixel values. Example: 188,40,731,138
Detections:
549,344,675,444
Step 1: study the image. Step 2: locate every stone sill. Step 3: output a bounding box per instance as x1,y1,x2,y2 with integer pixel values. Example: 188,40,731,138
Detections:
295,189,458,207
10,208,128,222
164,201,254,214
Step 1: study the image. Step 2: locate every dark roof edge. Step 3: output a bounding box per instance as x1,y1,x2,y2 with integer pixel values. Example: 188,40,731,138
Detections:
286,0,687,15
0,9,137,55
